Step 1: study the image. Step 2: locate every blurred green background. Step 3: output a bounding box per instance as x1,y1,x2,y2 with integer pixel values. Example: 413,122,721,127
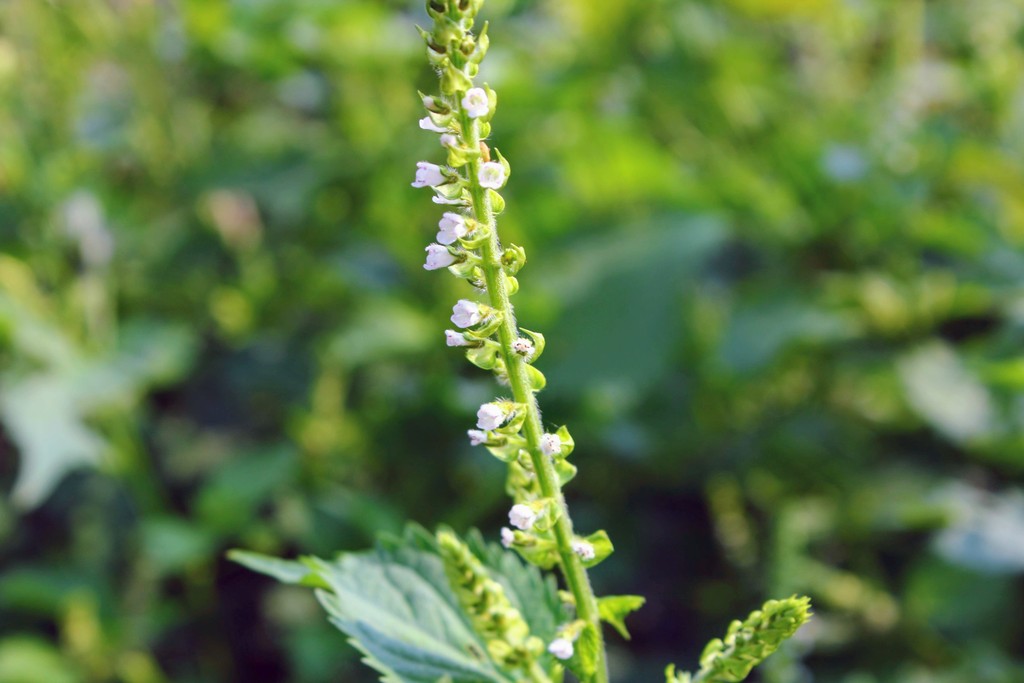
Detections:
2,0,1024,681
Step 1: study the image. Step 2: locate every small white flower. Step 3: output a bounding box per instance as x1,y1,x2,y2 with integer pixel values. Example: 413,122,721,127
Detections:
432,194,464,205
412,161,445,188
571,540,596,562
548,638,574,660
509,503,537,531
424,244,456,270
476,402,508,430
512,338,534,358
445,329,469,347
437,212,469,245
419,116,448,133
461,87,490,119
477,161,506,189
500,527,515,548
468,429,488,446
540,433,561,457
451,300,483,328
440,133,458,148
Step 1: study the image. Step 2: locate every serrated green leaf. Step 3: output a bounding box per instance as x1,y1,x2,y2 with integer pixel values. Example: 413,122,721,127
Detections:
597,595,645,640
233,526,566,683
311,553,511,683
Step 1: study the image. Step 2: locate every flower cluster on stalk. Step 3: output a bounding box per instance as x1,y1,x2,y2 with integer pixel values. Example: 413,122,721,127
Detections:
414,1,612,672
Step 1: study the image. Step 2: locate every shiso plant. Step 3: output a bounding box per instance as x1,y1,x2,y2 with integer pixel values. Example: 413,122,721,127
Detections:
231,2,812,681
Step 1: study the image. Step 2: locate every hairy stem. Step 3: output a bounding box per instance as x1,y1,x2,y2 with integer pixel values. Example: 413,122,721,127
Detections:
462,113,609,683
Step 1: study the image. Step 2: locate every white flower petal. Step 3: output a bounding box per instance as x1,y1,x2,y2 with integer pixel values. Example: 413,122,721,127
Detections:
461,87,490,119
419,116,448,133
509,503,537,530
412,161,445,188
424,244,456,270
477,161,505,189
548,638,574,660
445,329,469,347
451,299,483,328
540,433,562,456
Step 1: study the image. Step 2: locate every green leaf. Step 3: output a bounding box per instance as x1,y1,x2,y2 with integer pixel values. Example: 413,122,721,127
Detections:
232,526,566,683
227,550,328,589
597,595,645,640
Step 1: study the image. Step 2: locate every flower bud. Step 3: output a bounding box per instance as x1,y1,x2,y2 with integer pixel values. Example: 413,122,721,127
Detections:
419,92,449,114
500,527,515,548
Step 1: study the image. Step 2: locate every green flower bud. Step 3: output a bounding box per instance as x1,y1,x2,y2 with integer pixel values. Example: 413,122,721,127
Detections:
436,530,541,672
673,596,812,683
501,243,526,275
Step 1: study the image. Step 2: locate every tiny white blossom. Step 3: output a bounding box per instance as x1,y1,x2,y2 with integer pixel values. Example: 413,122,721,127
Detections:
437,212,469,245
500,527,515,548
509,503,537,531
419,116,448,133
451,299,483,328
440,133,458,148
412,161,445,188
540,433,562,457
477,161,506,189
476,402,508,431
424,244,456,270
445,329,469,347
512,338,534,358
432,194,464,205
548,638,574,660
571,540,596,561
461,87,489,119
468,429,488,446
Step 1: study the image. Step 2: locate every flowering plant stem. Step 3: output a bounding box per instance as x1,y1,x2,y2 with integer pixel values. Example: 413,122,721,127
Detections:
232,4,811,682
463,113,609,683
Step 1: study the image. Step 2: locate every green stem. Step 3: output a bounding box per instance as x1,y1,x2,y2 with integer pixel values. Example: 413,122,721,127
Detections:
461,114,609,683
